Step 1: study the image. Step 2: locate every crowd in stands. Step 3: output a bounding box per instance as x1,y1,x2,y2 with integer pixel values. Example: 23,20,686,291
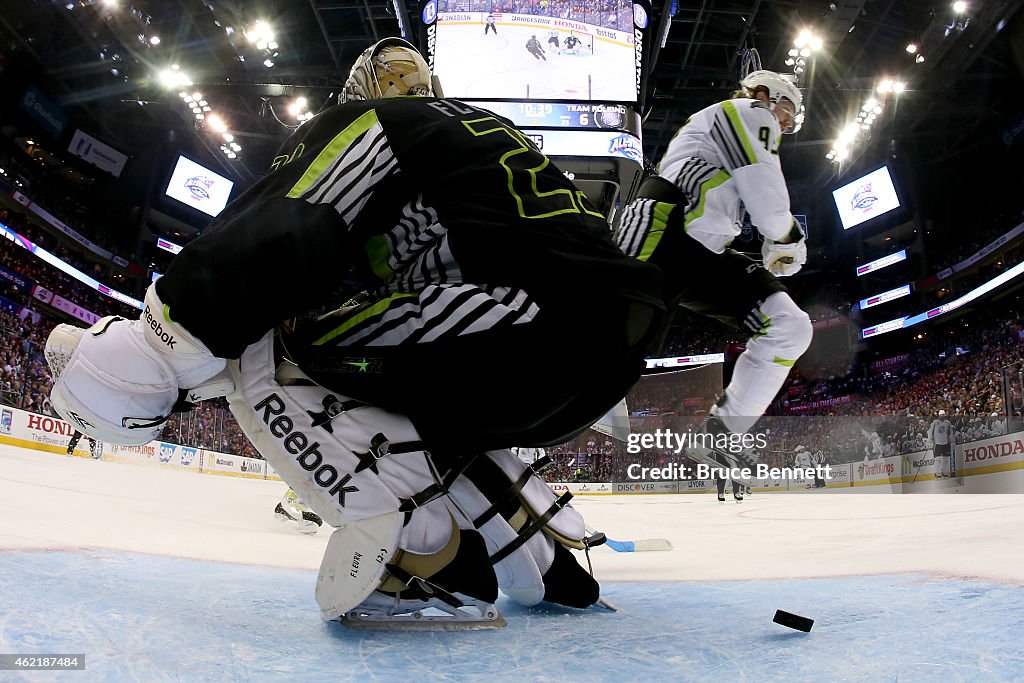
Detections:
0,146,134,259
929,207,1024,277
0,206,143,317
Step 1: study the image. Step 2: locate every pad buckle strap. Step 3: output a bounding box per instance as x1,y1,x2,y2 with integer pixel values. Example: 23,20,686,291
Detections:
398,453,480,513
529,455,554,475
384,564,464,608
472,456,553,528
472,467,533,528
489,491,574,564
355,432,428,474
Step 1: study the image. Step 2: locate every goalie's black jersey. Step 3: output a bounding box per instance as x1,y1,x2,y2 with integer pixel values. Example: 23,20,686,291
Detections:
157,96,663,358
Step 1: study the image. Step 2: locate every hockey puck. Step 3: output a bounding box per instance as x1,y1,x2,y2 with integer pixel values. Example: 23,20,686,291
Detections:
773,609,814,632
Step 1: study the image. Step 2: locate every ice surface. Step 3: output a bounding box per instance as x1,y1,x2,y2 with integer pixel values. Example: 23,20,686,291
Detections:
2,443,1024,681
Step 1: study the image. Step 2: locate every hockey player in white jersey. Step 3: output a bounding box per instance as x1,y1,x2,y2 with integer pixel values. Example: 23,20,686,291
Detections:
615,70,813,472
793,445,813,488
511,446,547,466
275,488,324,533
42,38,659,631
928,409,953,478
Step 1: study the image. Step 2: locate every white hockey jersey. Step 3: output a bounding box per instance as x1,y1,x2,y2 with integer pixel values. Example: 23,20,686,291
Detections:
511,447,546,465
928,418,952,445
656,98,796,253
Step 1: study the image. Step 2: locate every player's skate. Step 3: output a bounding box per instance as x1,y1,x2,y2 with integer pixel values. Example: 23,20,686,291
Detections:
342,583,505,631
274,489,323,534
686,401,759,486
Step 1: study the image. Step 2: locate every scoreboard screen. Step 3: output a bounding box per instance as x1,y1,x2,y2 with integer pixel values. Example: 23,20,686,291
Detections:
421,2,651,103
468,101,640,136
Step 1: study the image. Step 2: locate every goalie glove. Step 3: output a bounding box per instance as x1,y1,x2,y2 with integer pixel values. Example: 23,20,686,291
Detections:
761,219,807,277
46,284,227,446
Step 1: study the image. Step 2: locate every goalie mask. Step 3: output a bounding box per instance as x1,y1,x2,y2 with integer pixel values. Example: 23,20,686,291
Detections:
46,317,181,446
340,37,433,103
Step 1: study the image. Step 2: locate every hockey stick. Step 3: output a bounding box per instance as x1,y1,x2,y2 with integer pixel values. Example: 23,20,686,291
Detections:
586,526,673,553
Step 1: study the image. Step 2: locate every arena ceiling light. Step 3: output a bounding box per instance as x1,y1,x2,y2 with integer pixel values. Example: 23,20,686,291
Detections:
206,114,228,133
785,29,822,77
286,97,315,122
825,82,904,162
246,20,275,45
158,65,192,88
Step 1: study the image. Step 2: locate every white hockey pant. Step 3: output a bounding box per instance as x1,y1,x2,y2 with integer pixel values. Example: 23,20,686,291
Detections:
719,291,813,435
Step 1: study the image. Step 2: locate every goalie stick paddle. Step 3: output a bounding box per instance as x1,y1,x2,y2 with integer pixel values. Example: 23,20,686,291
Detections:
587,526,673,553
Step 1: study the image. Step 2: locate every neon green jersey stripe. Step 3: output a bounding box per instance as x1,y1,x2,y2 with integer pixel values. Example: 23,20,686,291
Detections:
684,169,731,230
721,101,759,165
287,109,379,199
313,291,417,346
637,201,674,262
364,235,393,279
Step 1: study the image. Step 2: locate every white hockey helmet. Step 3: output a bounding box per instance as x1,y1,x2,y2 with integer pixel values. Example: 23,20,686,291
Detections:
740,70,803,131
340,37,433,103
46,317,181,446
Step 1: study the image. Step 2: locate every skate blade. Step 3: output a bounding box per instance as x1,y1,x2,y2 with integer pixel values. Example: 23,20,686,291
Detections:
275,513,320,534
341,613,507,631
341,602,506,631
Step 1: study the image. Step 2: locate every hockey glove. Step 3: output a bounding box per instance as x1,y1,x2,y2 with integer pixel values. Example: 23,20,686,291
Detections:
761,219,807,277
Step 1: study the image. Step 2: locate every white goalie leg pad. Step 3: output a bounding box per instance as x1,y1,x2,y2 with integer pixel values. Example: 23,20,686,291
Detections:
226,332,446,535
226,333,458,613
447,449,588,606
315,510,403,620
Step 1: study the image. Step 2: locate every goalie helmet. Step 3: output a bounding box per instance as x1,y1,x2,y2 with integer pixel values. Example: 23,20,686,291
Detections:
340,37,433,103
740,70,803,132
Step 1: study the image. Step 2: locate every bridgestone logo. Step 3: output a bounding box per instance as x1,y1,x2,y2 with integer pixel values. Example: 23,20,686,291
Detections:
143,305,177,350
255,393,358,506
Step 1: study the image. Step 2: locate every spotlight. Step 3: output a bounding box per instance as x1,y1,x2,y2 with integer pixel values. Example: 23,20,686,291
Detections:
952,0,967,14
915,54,925,63
207,114,228,133
263,58,274,68
906,43,917,53
150,35,161,45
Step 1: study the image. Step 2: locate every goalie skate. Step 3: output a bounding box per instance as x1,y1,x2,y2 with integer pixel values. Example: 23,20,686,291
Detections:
274,492,323,534
340,590,506,631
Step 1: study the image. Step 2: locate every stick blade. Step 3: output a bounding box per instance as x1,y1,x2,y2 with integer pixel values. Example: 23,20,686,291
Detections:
605,538,673,553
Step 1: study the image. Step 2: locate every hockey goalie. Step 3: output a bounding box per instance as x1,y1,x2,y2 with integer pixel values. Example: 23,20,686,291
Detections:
43,38,665,630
